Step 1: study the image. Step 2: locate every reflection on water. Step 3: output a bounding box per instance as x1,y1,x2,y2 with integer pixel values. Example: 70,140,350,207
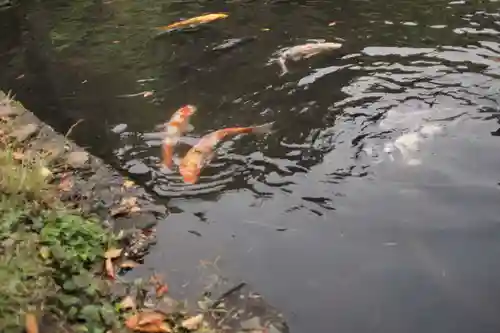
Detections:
3,0,500,332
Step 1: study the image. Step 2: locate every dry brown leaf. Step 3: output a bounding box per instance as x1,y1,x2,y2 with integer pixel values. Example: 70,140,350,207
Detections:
123,180,135,188
181,314,204,330
12,151,24,160
134,322,172,333
110,197,140,217
156,284,169,297
25,313,38,333
58,176,73,192
39,246,50,260
119,295,136,310
105,257,116,280
126,311,167,330
120,260,139,269
104,247,123,259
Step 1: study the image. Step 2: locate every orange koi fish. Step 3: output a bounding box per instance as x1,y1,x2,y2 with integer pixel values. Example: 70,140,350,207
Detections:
158,105,197,169
179,123,273,184
158,13,229,31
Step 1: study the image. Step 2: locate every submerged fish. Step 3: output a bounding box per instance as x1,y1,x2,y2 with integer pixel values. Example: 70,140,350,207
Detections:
158,13,228,31
277,42,342,75
158,105,197,169
179,123,273,184
212,36,256,52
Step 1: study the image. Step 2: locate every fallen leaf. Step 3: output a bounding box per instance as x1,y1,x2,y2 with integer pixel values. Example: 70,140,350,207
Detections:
126,311,167,329
150,273,164,285
123,180,135,188
143,91,154,98
105,257,115,280
158,13,228,31
110,197,140,217
39,167,52,179
133,322,172,333
120,260,139,269
156,284,169,297
12,151,24,160
328,21,337,26
58,176,73,192
39,246,50,260
104,247,123,259
25,313,38,333
119,295,136,310
181,314,204,330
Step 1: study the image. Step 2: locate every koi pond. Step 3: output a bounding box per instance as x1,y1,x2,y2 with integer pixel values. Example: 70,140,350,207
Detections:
2,0,500,331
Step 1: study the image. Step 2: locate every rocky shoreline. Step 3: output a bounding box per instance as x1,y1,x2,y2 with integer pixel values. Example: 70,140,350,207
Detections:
0,90,289,333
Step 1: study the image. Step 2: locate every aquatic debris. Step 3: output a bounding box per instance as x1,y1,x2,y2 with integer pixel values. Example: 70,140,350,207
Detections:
328,21,337,26
157,105,197,169
150,274,169,297
276,42,342,75
158,13,228,31
179,123,273,184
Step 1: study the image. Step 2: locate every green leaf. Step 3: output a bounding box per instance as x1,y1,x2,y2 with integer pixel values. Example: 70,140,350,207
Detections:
63,280,77,291
79,304,102,323
73,273,92,288
100,303,118,326
59,294,81,307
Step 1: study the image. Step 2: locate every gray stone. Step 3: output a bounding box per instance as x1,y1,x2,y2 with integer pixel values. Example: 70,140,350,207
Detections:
267,324,282,333
0,104,18,118
9,123,39,142
240,317,262,330
66,151,89,168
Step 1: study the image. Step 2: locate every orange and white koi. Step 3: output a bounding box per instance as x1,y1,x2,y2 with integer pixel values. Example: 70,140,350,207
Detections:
179,123,273,184
158,105,197,169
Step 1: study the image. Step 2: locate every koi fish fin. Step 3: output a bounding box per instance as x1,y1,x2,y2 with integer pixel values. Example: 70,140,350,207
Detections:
251,122,274,136
278,58,288,76
162,144,174,169
304,51,321,59
185,123,194,132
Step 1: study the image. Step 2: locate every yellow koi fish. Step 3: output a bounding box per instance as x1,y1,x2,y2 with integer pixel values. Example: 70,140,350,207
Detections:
158,13,229,31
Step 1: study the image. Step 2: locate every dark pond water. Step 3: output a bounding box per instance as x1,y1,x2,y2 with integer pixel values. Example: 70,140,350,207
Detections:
3,0,500,331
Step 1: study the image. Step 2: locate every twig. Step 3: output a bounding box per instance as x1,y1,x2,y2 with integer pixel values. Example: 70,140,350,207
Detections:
64,119,84,139
209,282,246,310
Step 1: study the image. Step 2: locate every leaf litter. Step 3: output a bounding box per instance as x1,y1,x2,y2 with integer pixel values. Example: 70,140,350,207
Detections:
110,197,141,217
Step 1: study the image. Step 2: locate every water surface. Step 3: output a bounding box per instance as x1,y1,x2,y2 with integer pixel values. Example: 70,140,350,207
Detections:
2,0,500,332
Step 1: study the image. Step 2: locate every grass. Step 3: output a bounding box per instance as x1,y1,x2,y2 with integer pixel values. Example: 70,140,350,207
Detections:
0,136,122,333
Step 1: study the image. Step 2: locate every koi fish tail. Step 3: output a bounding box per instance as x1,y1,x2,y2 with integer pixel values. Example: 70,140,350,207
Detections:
251,122,274,135
162,143,174,169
